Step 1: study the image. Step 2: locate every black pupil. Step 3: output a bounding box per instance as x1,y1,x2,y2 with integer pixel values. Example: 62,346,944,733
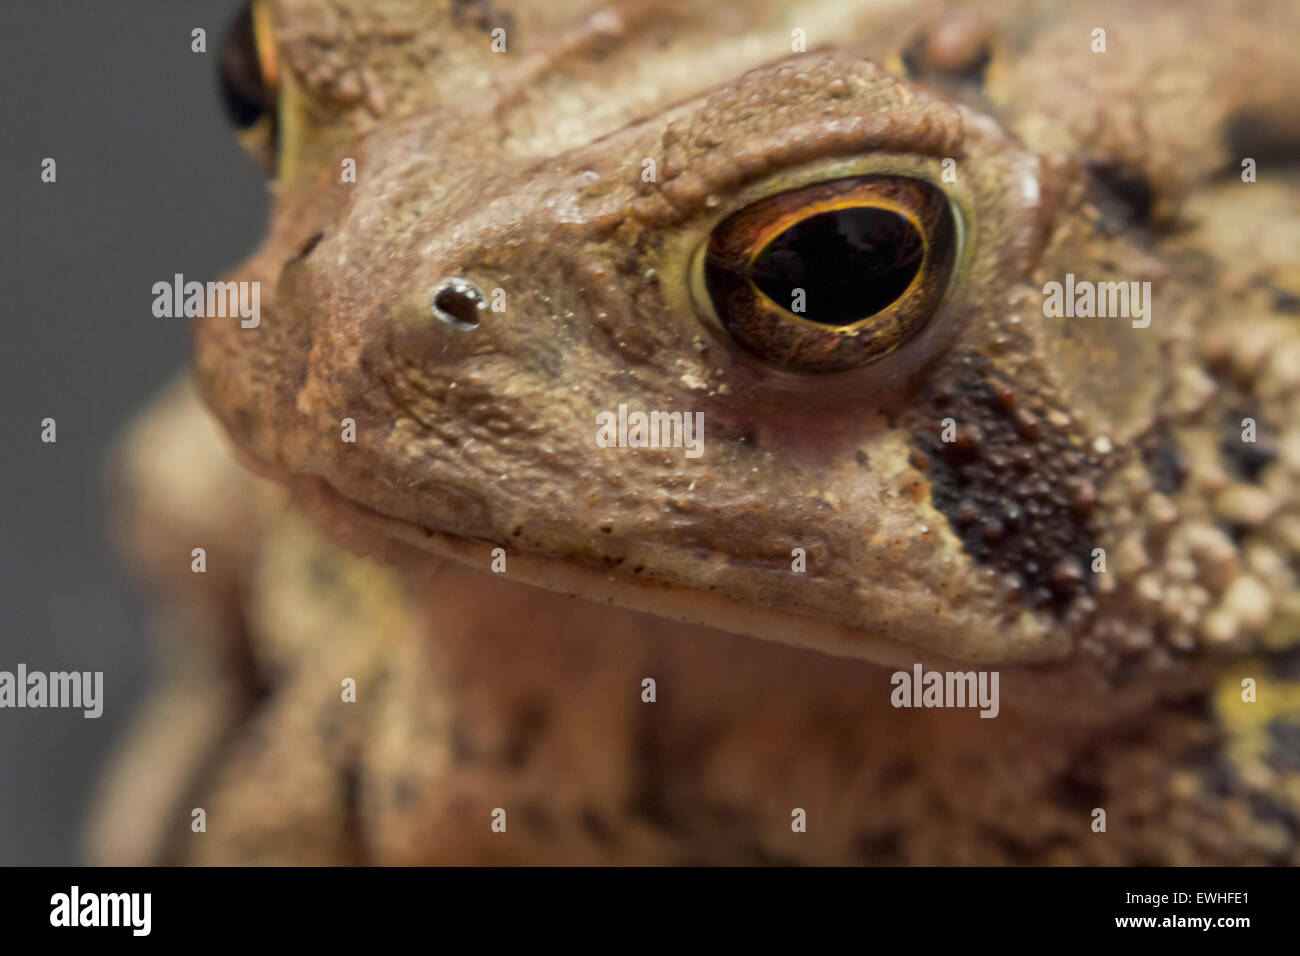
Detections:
219,2,266,130
750,207,924,326
432,282,483,329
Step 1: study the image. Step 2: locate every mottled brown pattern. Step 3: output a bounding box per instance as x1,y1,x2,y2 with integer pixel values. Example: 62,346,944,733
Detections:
90,0,1300,865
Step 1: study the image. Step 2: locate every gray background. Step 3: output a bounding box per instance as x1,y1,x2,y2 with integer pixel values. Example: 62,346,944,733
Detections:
0,0,266,864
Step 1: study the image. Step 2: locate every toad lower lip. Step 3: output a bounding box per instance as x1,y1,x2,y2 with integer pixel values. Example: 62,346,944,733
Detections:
280,470,932,669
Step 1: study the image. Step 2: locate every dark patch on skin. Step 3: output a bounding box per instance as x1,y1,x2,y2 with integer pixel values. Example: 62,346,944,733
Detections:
579,806,618,847
1140,425,1186,494
1266,720,1300,773
1191,743,1237,799
628,709,721,835
1050,761,1106,811
1246,793,1299,855
1168,690,1216,721
503,698,550,769
1226,111,1300,168
519,801,556,838
1086,161,1155,231
1189,735,1298,858
627,778,684,833
450,718,477,764
340,759,366,864
1220,409,1276,482
1272,285,1300,314
1269,647,1300,682
1225,522,1252,546
450,0,515,37
882,757,918,784
855,829,903,864
909,353,1101,615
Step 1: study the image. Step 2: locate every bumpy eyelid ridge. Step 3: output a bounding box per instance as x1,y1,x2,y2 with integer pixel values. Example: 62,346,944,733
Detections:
627,55,968,230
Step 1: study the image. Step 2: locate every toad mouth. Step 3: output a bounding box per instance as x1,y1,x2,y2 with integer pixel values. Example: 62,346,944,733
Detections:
249,453,934,668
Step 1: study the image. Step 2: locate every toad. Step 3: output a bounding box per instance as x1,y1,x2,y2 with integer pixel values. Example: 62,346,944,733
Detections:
91,0,1300,864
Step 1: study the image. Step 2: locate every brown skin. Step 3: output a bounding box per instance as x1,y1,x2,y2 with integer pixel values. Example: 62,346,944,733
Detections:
89,0,1300,864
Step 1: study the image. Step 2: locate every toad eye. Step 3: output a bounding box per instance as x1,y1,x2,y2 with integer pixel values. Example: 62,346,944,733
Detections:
697,175,957,374
218,0,278,172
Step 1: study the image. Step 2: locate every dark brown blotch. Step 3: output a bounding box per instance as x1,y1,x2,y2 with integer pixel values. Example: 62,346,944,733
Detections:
907,354,1102,616
1140,425,1186,494
502,698,550,770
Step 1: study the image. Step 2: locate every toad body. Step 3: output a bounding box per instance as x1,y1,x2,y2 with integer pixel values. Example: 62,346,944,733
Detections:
92,0,1300,864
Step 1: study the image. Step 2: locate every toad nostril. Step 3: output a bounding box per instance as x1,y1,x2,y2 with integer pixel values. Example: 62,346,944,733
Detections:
294,231,324,260
431,278,485,330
